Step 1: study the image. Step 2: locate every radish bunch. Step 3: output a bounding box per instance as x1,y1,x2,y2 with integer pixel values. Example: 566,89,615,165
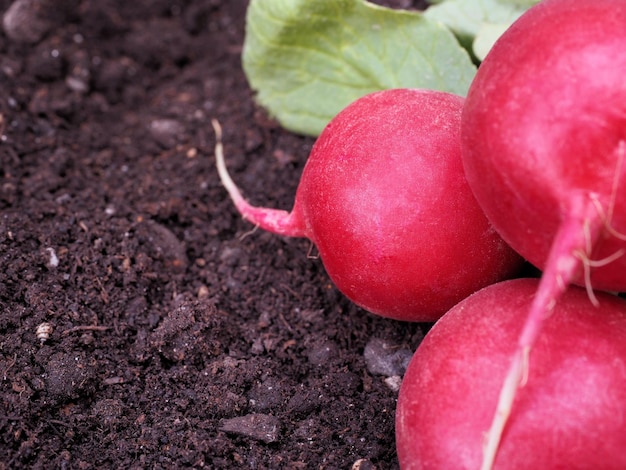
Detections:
215,89,521,322
218,0,626,466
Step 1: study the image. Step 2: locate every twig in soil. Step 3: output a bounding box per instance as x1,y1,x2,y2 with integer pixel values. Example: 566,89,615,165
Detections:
49,419,72,428
278,311,294,333
61,325,110,336
279,283,302,300
94,277,110,304
2,353,17,381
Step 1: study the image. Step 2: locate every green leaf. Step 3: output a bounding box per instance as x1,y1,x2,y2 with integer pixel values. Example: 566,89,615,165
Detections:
472,22,510,61
242,0,476,136
424,0,526,53
496,0,540,6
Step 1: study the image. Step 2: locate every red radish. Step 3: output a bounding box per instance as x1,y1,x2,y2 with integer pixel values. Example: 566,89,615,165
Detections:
396,278,626,470
214,89,522,322
461,0,626,467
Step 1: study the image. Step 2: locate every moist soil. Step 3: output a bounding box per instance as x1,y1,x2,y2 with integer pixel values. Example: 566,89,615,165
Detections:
0,1,433,468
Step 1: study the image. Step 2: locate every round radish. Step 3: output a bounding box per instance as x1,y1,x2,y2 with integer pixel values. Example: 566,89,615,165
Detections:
460,0,626,464
396,278,626,470
215,89,522,322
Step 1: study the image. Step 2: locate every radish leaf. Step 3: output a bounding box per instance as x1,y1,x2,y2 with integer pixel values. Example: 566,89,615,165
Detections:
473,23,510,61
242,0,476,136
424,0,529,55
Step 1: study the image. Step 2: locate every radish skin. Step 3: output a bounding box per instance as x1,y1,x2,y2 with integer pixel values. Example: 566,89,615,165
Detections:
395,278,626,470
460,0,626,467
215,89,522,322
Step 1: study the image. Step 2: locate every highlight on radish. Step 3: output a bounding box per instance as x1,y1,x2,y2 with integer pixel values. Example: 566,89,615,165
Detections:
460,0,626,466
395,278,626,470
215,88,522,322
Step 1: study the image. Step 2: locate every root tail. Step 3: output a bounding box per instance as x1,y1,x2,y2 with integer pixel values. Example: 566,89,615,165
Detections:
480,192,604,470
212,119,307,238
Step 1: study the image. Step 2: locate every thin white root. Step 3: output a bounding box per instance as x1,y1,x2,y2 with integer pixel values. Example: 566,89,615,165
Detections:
607,140,625,231
589,141,626,241
480,353,525,470
306,242,320,259
576,249,600,307
590,195,626,241
574,248,625,307
212,118,246,209
575,199,626,307
582,218,593,255
238,224,259,241
582,248,626,267
604,223,626,241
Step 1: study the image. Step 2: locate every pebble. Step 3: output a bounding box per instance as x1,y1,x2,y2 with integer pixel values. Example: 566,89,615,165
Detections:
306,338,339,366
363,337,413,377
148,118,185,148
383,375,403,392
352,459,377,470
142,220,188,272
3,0,53,43
219,413,281,443
36,322,53,344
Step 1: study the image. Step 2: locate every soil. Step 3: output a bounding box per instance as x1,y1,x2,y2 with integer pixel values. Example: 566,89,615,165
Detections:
0,1,436,468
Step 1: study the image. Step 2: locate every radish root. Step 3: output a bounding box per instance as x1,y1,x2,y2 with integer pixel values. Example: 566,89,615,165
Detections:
481,147,626,468
212,118,307,238
213,119,246,210
590,141,626,241
576,248,626,307
238,225,259,241
480,194,604,470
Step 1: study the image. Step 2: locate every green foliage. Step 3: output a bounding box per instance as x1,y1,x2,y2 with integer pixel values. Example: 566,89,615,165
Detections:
424,0,530,59
242,0,476,136
472,23,511,61
495,0,540,6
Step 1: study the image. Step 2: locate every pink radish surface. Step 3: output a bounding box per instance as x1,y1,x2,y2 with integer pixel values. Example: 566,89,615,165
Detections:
460,0,626,465
396,278,626,470
215,89,522,322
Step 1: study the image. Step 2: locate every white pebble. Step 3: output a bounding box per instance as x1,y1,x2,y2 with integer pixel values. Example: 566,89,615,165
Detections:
384,375,403,392
36,322,53,344
45,247,59,268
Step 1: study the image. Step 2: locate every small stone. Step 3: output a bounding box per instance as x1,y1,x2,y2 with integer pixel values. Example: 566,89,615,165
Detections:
352,459,376,470
36,321,53,344
45,247,59,268
363,337,413,377
3,0,53,43
197,285,210,299
219,413,281,443
306,338,339,366
148,118,184,148
384,375,403,392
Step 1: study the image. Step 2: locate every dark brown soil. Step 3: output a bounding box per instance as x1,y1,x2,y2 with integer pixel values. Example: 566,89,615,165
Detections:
0,1,430,468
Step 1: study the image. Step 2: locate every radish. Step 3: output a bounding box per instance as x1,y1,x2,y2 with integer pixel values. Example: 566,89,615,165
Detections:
460,0,626,467
214,89,522,322
396,278,626,470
